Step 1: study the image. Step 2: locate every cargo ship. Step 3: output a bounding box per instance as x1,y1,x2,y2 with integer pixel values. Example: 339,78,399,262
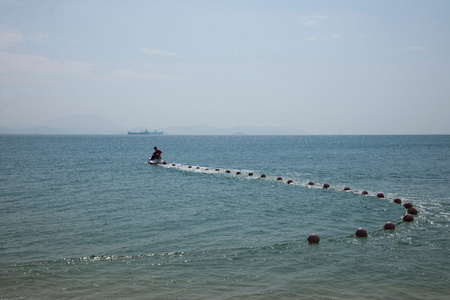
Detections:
127,129,164,135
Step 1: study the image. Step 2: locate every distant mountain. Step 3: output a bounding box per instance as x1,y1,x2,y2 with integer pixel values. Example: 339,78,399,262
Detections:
160,124,308,135
0,114,128,134
0,117,307,135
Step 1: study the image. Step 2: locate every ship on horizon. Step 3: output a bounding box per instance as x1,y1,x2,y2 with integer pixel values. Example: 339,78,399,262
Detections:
127,129,164,135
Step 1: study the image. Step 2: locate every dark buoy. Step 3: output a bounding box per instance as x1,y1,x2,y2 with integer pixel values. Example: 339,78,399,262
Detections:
205,168,209,170
403,214,414,222
236,171,241,175
344,187,351,191
172,163,176,166
407,207,418,215
162,161,167,164
260,174,266,178
403,202,413,209
308,182,314,186
393,198,402,204
188,166,192,168
215,169,220,171
307,233,320,244
248,172,253,176
196,167,200,169
355,228,367,237
225,170,230,173
323,183,330,189
287,180,293,184
383,222,395,230
377,193,385,198
277,177,283,181
361,190,369,195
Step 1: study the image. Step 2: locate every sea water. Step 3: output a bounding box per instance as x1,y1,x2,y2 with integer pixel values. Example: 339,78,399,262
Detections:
0,135,449,299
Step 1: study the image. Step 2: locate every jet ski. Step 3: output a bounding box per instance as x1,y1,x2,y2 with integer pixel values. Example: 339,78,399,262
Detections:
148,158,165,164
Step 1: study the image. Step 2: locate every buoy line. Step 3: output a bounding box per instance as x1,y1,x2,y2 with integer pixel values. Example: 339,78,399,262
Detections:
155,161,419,244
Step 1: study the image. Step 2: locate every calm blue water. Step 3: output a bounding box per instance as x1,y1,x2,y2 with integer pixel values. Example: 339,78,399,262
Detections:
1,135,449,299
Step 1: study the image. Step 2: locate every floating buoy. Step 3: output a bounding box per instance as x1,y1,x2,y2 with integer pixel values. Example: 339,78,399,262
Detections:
403,202,413,209
383,222,395,230
403,214,414,222
205,168,209,170
355,228,367,237
307,233,320,244
162,162,416,238
407,207,418,215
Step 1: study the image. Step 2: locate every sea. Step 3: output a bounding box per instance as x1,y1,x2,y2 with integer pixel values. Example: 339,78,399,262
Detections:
1,135,449,299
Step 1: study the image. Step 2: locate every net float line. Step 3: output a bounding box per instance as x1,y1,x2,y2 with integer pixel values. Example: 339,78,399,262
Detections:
157,162,418,243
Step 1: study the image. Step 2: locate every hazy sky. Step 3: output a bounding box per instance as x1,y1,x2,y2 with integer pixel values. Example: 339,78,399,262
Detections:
1,0,449,134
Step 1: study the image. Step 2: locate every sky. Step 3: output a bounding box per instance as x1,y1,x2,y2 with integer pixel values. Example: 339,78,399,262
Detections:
1,0,449,134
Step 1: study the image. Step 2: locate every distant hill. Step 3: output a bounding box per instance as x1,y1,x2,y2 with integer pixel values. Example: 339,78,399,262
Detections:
0,116,307,135
0,114,128,134
160,124,308,135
